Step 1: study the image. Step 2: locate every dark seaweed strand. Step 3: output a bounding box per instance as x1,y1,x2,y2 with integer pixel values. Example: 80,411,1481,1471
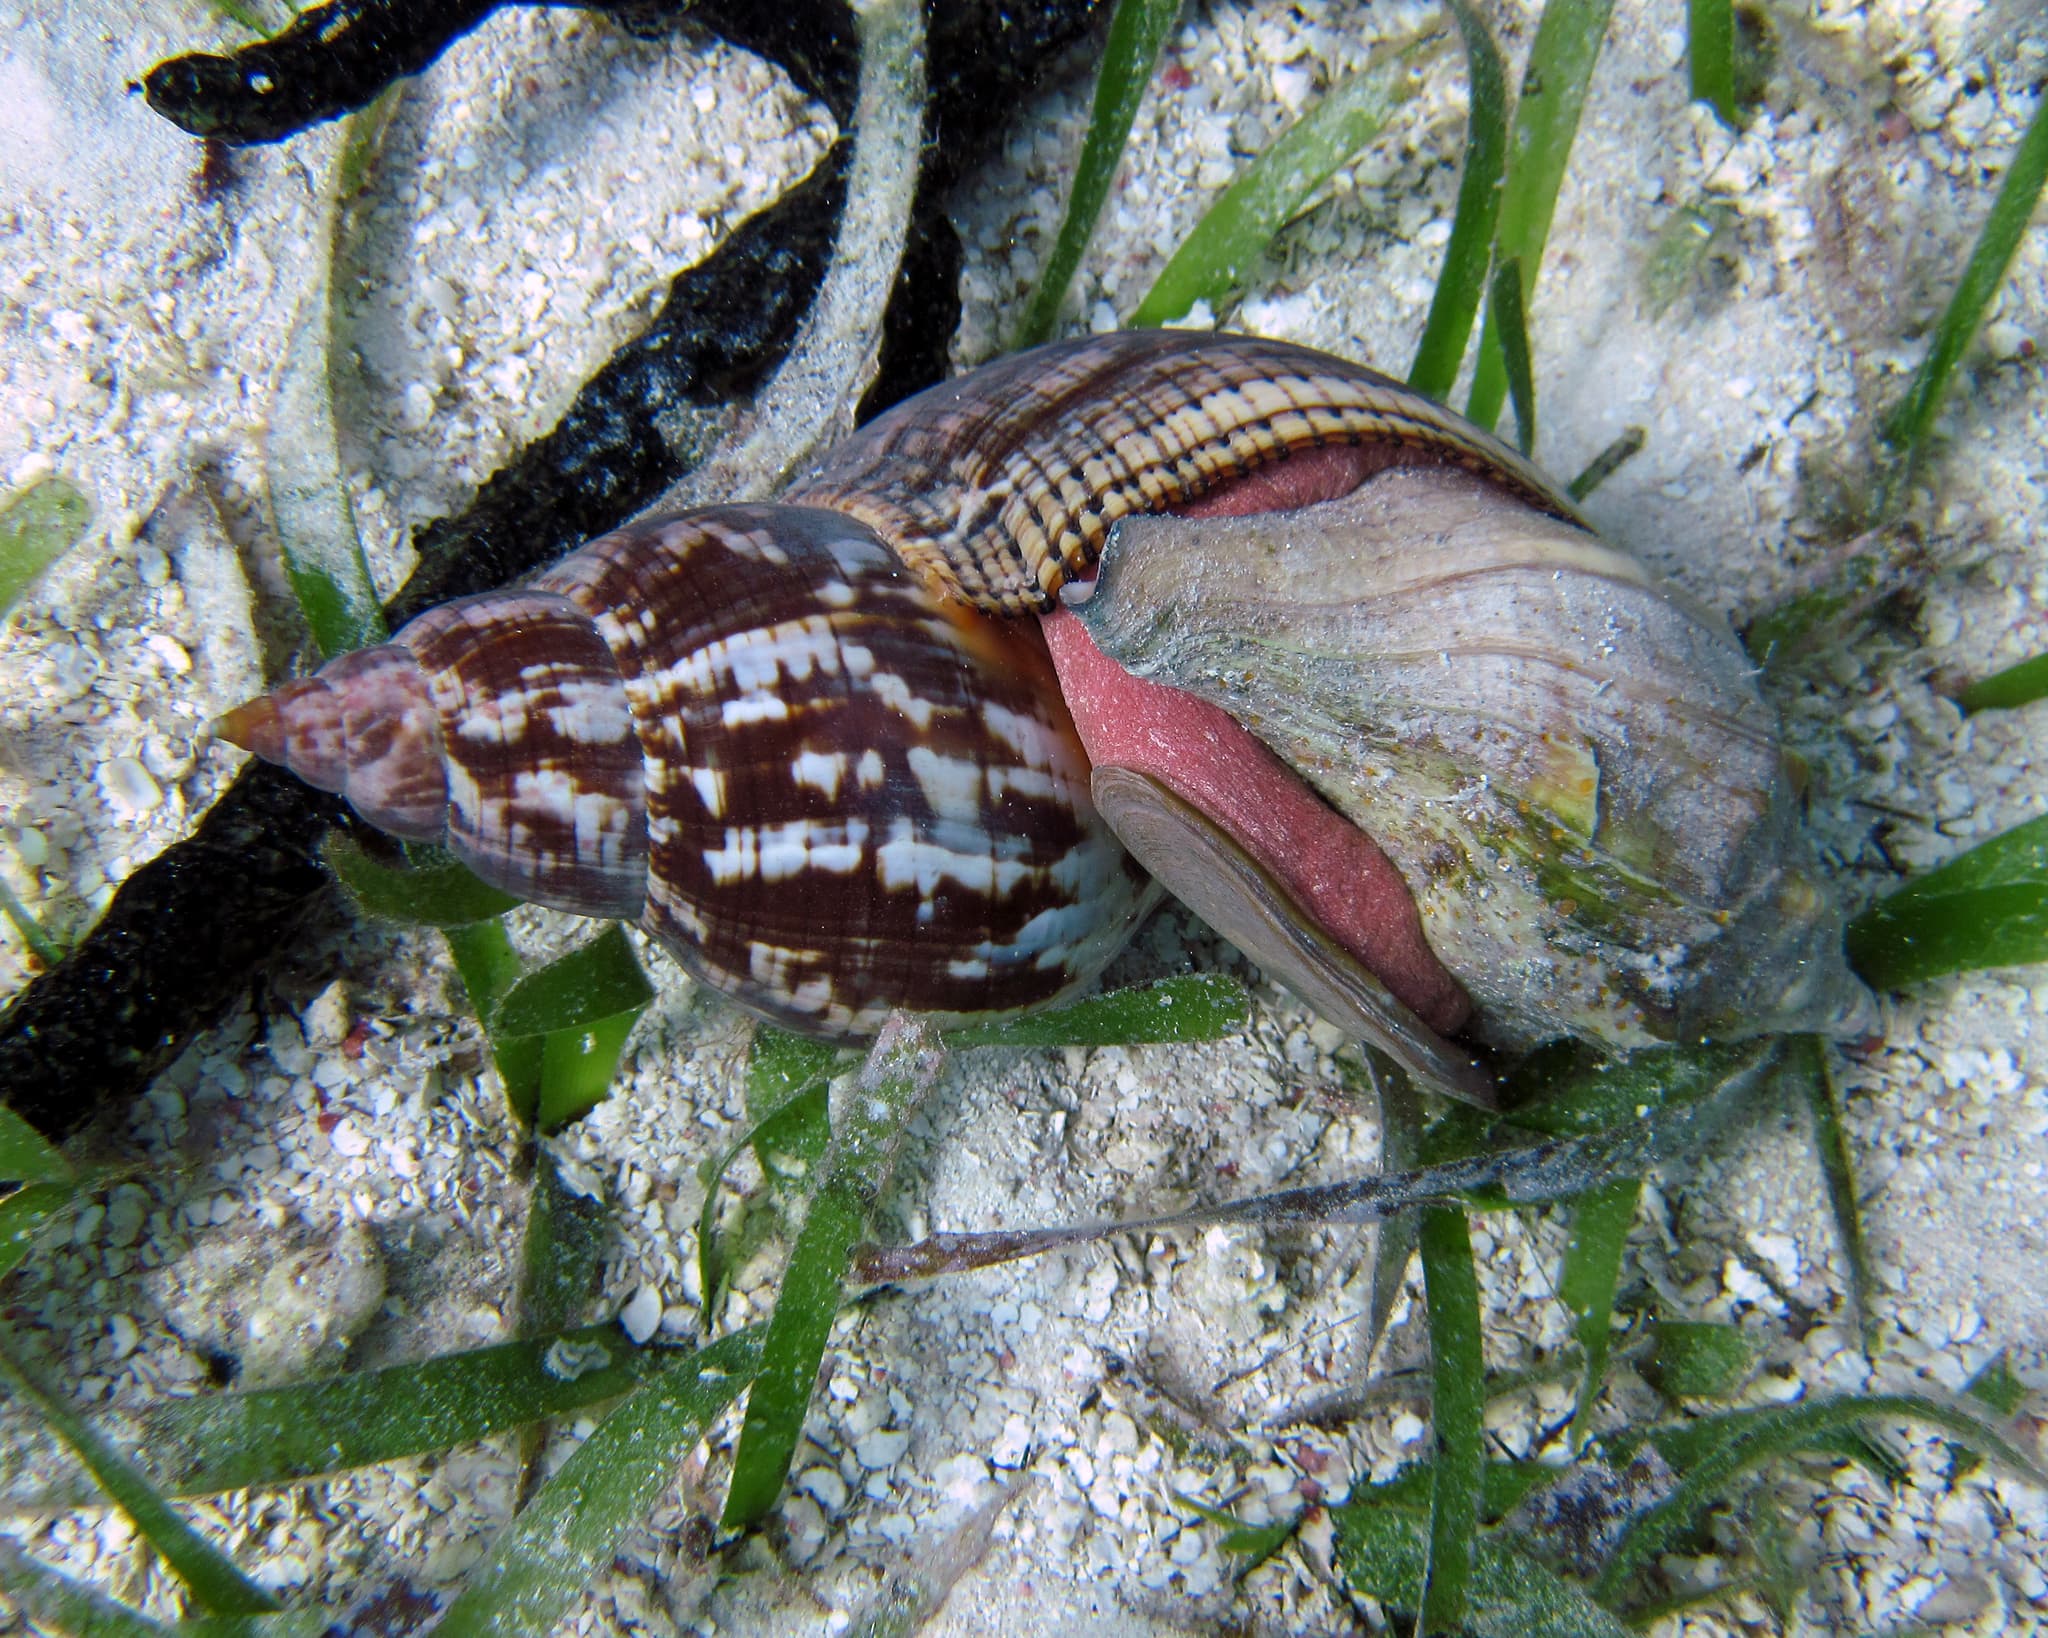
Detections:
139,0,862,142
138,0,1108,150
0,766,350,1144
696,0,1111,164
857,179,962,426
142,0,507,144
866,0,1116,420
0,161,843,1142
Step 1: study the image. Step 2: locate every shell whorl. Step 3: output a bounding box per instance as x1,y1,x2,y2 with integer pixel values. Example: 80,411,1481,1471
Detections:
786,329,1583,614
400,590,649,917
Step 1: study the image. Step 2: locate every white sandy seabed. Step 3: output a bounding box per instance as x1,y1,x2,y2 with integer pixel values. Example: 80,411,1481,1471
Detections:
1,0,2045,1632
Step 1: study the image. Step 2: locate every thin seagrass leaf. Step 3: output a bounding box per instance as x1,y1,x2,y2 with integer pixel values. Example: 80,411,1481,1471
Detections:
0,1100,71,1183
1406,0,1510,400
1557,1175,1640,1447
1331,1502,1632,1636
746,1026,843,1123
0,1340,279,1614
0,871,63,968
739,1025,840,1199
0,475,92,618
721,1184,865,1527
1950,1351,2033,1480
322,834,520,927
1966,1351,2029,1418
1013,0,1182,347
1466,1544,1636,1637
263,101,397,663
1418,1205,1485,1632
1743,536,1919,671
1958,651,2048,714
1173,1493,1298,1576
1482,1459,1564,1521
490,924,653,1040
752,1080,833,1177
1687,0,1737,127
1745,1492,1813,1626
698,1084,831,1323
131,1326,736,1498
516,1151,610,1340
508,1160,609,1558
1880,84,2048,473
1348,1458,1578,1526
1790,1034,1874,1350
1640,202,1734,317
1620,1573,1788,1633
194,0,278,39
1845,813,2048,987
1504,1039,1782,1140
1489,255,1537,453
535,1007,642,1131
1604,1401,1901,1487
1820,1427,1911,1487
943,973,1250,1050
723,1017,947,1530
1132,56,1407,325
1362,1053,1424,1364
1595,1392,2046,1600
1465,0,1615,431
1565,425,1645,502
443,920,542,1120
266,143,386,659
430,1332,763,1638
0,1179,76,1283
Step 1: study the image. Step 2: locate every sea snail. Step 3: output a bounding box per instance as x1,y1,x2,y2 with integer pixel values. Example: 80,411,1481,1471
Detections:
221,331,1873,1103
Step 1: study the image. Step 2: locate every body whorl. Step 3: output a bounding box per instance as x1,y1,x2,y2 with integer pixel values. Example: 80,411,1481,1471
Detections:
786,329,1582,614
535,505,1152,1034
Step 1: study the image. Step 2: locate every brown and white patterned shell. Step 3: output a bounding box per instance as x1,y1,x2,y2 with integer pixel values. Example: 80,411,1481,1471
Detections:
223,330,1870,1087
231,504,1154,1038
787,329,1582,613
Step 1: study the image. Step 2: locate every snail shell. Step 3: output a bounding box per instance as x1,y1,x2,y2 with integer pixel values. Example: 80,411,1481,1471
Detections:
222,504,1155,1038
223,330,1870,1095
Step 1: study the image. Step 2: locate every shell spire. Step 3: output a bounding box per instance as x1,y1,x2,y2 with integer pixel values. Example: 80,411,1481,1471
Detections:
221,505,1154,1041
215,646,449,842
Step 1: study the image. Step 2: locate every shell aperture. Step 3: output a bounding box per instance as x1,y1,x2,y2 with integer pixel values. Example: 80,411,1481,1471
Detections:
1072,463,1876,1054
